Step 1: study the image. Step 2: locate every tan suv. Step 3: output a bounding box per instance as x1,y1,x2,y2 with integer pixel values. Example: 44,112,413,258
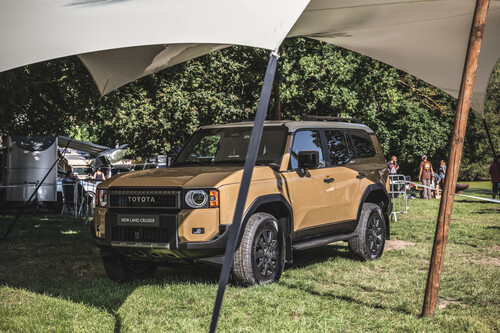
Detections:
92,118,391,285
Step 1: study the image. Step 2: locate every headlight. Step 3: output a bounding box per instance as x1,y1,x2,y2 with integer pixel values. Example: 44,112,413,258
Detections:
184,189,219,209
97,189,108,207
185,190,208,208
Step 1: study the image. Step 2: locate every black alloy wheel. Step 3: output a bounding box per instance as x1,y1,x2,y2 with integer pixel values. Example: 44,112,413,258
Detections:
253,227,279,279
366,213,384,255
348,203,386,261
233,212,285,286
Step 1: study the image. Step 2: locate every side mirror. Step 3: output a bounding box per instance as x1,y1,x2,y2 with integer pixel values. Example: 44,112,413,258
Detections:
298,150,320,170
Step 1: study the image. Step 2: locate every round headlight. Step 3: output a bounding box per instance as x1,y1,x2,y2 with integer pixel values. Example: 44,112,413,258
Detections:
185,190,208,208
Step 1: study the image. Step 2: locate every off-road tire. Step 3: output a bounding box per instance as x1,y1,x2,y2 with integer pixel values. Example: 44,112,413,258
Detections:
233,212,285,286
100,249,157,282
348,203,386,261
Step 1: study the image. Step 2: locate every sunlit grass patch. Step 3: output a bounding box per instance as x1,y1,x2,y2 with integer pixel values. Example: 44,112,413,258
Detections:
61,229,79,235
0,286,115,333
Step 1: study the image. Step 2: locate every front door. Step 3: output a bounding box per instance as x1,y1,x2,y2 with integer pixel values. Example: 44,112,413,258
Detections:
282,130,336,232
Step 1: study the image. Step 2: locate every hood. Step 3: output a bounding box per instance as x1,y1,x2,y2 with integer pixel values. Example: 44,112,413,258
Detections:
99,165,278,189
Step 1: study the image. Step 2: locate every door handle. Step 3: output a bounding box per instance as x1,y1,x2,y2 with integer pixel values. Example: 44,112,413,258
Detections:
356,172,366,179
324,177,334,184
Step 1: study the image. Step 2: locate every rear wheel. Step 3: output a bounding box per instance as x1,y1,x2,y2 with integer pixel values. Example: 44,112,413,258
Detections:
349,203,386,260
100,249,157,282
233,212,285,286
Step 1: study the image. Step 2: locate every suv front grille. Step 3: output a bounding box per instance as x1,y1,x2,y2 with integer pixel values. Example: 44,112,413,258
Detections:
111,226,169,242
109,189,180,209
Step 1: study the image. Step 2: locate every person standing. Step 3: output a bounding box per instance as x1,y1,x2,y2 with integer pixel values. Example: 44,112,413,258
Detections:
93,167,106,181
489,155,500,200
387,155,400,175
387,155,400,195
438,160,447,186
419,155,434,199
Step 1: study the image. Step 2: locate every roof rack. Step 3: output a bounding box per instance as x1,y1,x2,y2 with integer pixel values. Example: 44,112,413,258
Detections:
227,119,254,123
303,115,363,124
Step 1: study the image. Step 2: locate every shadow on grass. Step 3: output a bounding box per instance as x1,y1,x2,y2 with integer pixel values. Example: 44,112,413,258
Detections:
456,199,496,204
485,226,500,230
287,243,353,270
472,211,500,216
0,213,220,317
1,213,418,326
281,243,416,315
463,188,493,196
280,280,415,315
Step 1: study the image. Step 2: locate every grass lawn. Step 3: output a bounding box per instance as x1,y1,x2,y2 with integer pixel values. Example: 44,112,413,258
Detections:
0,181,498,332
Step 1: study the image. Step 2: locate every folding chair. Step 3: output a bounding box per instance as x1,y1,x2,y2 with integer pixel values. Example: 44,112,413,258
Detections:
61,182,77,215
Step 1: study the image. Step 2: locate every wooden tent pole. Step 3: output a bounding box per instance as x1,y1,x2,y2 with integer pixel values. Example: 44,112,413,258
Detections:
422,0,490,317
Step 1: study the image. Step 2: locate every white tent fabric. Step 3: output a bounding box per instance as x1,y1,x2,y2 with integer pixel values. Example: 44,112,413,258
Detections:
290,0,500,113
58,136,109,155
79,44,230,95
0,0,309,85
0,0,499,111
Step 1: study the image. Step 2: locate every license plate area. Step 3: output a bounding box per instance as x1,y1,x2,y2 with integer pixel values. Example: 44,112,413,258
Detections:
117,215,160,227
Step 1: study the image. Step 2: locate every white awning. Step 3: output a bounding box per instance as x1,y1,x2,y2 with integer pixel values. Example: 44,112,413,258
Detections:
0,0,308,83
58,136,109,155
1,0,499,112
290,0,500,113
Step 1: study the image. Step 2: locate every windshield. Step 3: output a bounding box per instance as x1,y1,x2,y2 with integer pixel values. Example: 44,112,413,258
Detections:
172,126,287,167
73,167,92,176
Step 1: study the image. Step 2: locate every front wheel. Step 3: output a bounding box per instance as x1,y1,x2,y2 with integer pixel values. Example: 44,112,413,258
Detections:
232,212,285,286
348,203,386,261
100,249,157,282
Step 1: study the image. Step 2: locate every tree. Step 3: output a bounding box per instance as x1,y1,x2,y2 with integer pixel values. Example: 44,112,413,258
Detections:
460,60,500,180
0,38,498,179
0,57,99,138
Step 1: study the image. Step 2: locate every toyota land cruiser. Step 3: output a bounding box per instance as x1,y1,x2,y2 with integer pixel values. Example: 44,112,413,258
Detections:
92,118,391,285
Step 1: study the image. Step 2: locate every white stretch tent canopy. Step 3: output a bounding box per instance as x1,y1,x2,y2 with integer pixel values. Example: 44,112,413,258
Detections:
1,0,499,111
0,0,309,95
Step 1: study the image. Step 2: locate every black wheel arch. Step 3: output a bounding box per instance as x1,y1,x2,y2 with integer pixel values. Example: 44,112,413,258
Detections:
356,183,391,239
240,194,294,263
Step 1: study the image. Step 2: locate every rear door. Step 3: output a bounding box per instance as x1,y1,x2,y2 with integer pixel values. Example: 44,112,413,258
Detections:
323,129,360,222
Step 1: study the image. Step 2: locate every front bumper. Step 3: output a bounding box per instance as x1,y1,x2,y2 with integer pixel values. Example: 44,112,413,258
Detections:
91,207,231,261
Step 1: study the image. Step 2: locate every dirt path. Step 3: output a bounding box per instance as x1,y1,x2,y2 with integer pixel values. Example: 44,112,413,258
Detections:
385,239,416,251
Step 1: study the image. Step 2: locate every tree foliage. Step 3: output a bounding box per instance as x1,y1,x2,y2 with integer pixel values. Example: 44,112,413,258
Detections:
0,38,498,179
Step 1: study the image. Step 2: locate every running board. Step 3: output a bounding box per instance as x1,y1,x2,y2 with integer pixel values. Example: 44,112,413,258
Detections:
197,255,225,266
292,233,357,251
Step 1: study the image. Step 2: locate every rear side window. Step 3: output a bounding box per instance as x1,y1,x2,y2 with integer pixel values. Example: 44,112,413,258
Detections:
325,130,352,166
350,130,376,158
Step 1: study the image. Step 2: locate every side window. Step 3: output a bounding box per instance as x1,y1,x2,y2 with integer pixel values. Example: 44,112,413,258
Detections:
350,130,376,158
325,130,351,166
290,130,325,170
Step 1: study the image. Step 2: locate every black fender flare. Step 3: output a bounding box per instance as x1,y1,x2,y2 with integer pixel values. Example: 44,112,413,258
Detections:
356,183,391,239
239,194,294,263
